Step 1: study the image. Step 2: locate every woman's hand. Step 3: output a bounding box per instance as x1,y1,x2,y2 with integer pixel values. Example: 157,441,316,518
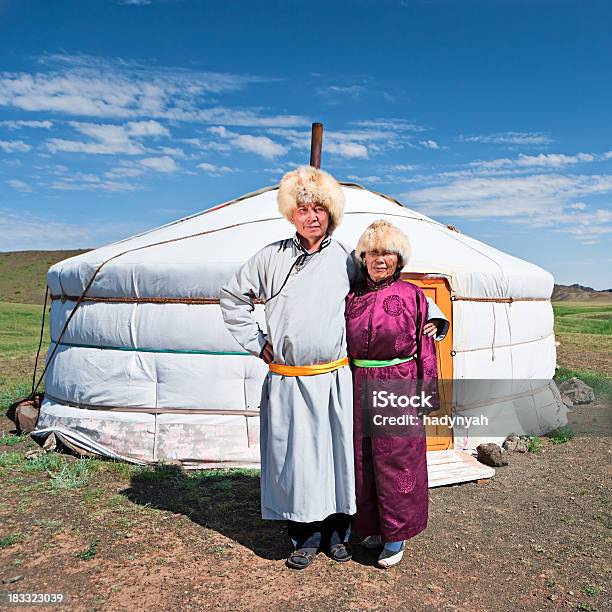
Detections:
422,322,438,338
260,341,274,364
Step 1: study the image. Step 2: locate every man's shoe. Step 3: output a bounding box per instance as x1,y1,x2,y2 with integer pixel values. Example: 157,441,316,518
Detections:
377,541,405,568
286,547,317,570
329,543,352,562
361,535,383,549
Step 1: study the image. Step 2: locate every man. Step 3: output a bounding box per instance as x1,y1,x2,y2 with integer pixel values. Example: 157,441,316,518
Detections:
220,166,446,569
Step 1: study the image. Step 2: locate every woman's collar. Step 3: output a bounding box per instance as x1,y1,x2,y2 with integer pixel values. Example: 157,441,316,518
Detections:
365,269,401,291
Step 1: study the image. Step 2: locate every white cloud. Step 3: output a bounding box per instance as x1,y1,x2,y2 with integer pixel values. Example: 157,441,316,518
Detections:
6,179,32,192
46,122,147,155
269,124,424,158
157,146,186,158
0,139,31,152
49,179,137,192
568,202,587,210
473,152,596,170
269,128,370,158
208,126,287,158
104,163,145,178
326,141,368,159
45,120,172,156
197,162,237,175
317,85,365,99
139,155,179,172
460,132,554,146
403,173,612,221
0,54,306,127
126,120,169,137
232,134,287,158
419,139,440,150
0,208,151,250
351,119,427,133
117,0,152,5
386,163,419,172
346,174,383,184
0,120,53,130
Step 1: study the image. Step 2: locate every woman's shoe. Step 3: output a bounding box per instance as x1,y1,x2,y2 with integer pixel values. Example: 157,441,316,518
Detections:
377,541,405,568
361,535,383,549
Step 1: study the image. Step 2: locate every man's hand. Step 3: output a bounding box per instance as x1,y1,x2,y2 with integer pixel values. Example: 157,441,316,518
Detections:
260,341,274,364
423,321,438,338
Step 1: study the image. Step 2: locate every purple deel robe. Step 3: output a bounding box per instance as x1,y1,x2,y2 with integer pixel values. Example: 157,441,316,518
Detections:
345,274,439,542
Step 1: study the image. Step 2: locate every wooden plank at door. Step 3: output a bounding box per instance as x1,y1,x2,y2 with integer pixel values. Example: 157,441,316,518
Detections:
401,274,453,451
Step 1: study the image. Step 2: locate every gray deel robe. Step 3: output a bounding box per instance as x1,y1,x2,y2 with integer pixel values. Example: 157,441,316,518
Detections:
219,233,448,523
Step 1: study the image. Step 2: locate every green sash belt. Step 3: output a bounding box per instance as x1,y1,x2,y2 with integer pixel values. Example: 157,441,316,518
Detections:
351,355,416,368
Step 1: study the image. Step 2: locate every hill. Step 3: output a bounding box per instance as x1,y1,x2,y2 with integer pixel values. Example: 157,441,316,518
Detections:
0,250,91,305
552,283,612,302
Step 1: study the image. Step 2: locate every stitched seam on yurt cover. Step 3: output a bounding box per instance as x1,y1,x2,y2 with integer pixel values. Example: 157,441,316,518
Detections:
44,393,259,416
454,332,555,353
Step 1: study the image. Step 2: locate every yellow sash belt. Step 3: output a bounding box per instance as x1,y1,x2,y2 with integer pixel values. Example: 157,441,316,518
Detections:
268,356,349,376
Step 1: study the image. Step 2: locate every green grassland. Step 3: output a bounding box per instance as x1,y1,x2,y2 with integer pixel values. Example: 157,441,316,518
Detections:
552,302,612,335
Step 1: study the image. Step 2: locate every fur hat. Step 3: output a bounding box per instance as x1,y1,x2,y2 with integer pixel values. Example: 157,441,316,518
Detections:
277,165,345,233
355,219,411,268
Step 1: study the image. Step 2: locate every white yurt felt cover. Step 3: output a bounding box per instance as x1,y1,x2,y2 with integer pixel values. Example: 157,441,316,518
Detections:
33,184,567,465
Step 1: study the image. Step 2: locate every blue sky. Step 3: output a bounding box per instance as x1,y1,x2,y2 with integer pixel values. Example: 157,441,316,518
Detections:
0,0,610,288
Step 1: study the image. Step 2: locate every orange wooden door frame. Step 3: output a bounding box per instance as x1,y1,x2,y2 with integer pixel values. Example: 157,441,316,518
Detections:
401,273,453,451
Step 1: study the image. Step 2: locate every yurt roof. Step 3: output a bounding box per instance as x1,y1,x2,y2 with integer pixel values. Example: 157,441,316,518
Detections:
48,183,553,300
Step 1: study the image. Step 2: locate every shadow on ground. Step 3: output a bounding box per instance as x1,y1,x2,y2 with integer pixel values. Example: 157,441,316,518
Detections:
121,464,379,566
122,466,289,561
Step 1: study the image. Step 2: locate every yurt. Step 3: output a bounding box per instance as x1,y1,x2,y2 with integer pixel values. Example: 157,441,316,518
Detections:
32,161,567,485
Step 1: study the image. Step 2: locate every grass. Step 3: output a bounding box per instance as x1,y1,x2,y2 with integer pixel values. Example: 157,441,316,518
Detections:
552,303,612,336
582,585,602,596
0,301,50,360
0,433,30,447
49,459,96,490
547,425,575,444
527,436,543,453
1,378,35,417
75,537,99,561
0,532,22,548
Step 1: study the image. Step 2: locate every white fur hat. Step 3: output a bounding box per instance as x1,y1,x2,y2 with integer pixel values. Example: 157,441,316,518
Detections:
277,165,346,233
355,219,411,267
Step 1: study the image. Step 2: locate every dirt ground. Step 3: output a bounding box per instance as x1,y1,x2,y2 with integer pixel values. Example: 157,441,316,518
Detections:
0,397,610,612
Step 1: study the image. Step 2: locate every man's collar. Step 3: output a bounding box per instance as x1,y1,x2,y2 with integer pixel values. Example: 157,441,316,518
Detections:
293,232,331,254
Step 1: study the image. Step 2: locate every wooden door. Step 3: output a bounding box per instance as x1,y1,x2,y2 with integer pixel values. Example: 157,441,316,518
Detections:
401,274,453,451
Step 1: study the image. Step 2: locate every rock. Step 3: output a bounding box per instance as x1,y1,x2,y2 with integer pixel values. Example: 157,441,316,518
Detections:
503,435,529,453
558,377,595,405
476,443,508,467
560,393,573,407
15,402,40,434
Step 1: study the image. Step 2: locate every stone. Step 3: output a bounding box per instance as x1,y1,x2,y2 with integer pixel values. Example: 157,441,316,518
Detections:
503,435,529,453
558,377,595,405
15,402,39,434
476,443,508,467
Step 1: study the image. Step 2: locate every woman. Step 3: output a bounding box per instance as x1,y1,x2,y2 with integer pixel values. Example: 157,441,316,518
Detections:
345,219,439,568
